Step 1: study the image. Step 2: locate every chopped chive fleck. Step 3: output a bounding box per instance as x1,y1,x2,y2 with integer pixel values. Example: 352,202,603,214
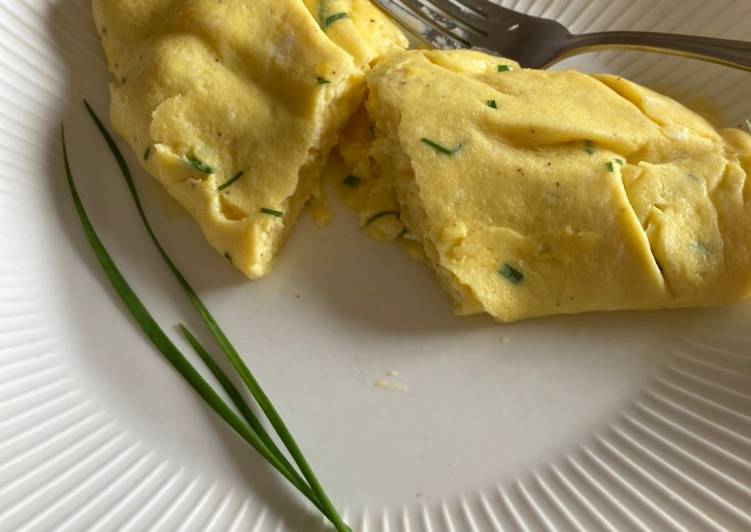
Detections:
499,263,524,285
342,175,361,187
497,64,512,72
186,158,214,174
261,207,284,218
397,228,408,238
606,161,615,172
323,12,348,28
224,252,233,264
421,137,463,156
584,141,595,155
316,77,330,85
688,173,700,182
616,158,624,166
365,210,399,227
143,147,151,160
486,99,498,109
218,170,244,191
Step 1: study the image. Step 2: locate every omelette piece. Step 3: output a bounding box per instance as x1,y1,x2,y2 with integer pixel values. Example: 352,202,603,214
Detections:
365,50,751,322
92,0,406,278
336,106,406,241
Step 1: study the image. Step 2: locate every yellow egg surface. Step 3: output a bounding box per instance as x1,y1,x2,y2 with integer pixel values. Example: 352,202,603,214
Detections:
92,0,406,278
365,50,751,322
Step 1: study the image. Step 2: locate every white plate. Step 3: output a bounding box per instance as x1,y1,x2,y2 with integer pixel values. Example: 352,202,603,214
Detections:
1,0,750,530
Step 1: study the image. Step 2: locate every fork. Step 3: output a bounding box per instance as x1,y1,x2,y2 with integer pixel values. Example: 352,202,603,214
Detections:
373,0,751,71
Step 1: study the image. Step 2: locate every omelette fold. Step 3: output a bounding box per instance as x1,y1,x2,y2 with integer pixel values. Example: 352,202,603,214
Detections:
359,50,751,321
92,0,407,278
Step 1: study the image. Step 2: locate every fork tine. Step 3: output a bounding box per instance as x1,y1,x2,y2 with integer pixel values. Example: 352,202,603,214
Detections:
373,0,469,48
369,0,442,44
423,0,490,34
439,0,492,16
370,0,439,45
397,0,473,45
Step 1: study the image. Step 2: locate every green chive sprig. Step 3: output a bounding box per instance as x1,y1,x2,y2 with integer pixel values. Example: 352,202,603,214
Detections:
499,263,524,285
261,207,284,217
72,102,350,532
218,170,244,191
62,126,315,506
421,137,463,156
318,0,348,30
323,12,348,28
186,157,214,174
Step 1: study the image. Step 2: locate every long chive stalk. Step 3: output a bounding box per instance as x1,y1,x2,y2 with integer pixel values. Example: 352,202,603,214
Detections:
68,108,350,531
176,323,299,479
61,125,325,513
82,101,350,532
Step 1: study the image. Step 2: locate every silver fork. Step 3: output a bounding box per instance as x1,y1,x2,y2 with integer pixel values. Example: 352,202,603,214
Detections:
373,0,751,71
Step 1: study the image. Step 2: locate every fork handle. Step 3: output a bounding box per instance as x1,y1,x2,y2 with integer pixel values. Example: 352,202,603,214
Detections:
561,31,751,72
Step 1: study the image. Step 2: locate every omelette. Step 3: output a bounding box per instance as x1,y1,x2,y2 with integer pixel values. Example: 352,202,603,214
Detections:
92,0,407,278
359,50,751,322
93,0,751,322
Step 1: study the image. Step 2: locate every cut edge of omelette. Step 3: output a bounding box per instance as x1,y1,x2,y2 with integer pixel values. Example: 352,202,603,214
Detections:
362,49,751,322
93,0,407,279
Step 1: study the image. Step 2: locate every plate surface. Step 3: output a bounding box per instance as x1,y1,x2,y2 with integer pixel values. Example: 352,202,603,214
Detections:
1,1,750,530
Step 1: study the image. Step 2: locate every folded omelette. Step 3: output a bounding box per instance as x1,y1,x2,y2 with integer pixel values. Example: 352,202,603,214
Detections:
360,50,751,322
93,0,751,322
92,0,406,278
